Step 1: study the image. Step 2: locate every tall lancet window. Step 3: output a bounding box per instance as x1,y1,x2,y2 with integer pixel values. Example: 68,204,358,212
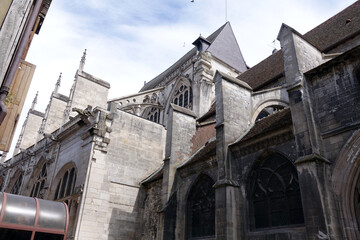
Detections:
248,154,304,229
172,81,193,109
187,175,215,239
10,172,23,194
54,167,76,204
30,164,47,198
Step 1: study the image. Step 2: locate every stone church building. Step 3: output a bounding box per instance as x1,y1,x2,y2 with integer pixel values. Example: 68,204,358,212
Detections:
1,1,360,239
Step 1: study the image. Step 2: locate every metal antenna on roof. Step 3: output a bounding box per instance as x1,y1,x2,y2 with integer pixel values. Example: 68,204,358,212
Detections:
225,0,227,22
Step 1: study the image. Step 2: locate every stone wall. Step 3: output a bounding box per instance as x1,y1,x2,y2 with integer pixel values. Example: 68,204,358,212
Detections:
44,93,68,134
137,179,163,240
76,109,166,240
308,55,360,162
70,71,110,118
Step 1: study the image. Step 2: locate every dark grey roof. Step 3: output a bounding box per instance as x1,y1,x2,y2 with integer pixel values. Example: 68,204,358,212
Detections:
140,22,247,91
238,1,360,90
206,22,247,72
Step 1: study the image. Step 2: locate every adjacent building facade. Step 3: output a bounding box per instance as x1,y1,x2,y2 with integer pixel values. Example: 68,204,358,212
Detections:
0,0,52,155
0,2,360,240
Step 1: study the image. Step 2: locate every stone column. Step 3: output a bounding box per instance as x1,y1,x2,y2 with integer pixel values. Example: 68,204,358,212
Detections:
213,71,252,239
162,104,197,205
278,24,344,240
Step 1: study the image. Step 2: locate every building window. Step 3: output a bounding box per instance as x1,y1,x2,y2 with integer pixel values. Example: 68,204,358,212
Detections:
54,167,76,201
255,105,284,122
172,82,193,110
10,173,23,194
248,154,304,229
187,175,215,239
30,164,47,198
146,107,161,123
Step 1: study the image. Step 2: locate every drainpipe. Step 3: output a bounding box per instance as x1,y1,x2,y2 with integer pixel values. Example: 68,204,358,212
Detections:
0,0,43,124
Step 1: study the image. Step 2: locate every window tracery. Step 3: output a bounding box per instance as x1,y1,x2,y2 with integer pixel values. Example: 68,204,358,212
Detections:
30,164,47,198
187,175,215,239
145,107,161,123
54,167,76,201
248,154,304,229
10,172,23,194
172,82,193,109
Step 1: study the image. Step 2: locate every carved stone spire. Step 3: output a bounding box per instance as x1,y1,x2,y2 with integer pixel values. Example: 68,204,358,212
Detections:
14,91,39,155
31,91,38,110
79,49,87,72
54,72,62,93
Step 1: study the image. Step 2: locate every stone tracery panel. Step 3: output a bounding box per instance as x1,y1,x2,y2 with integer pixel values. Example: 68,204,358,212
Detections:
30,163,47,198
248,154,304,229
186,174,215,239
10,172,23,194
172,81,193,110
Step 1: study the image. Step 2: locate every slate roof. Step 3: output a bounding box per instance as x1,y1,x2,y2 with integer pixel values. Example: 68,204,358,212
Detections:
140,21,247,91
303,1,360,52
233,108,292,146
178,138,216,170
237,1,360,90
197,101,216,123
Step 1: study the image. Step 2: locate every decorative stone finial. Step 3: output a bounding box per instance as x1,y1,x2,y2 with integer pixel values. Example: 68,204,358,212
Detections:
54,72,62,93
31,91,38,110
79,49,87,72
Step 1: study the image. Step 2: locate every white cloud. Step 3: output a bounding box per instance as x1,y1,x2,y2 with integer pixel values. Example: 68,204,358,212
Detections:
6,0,357,158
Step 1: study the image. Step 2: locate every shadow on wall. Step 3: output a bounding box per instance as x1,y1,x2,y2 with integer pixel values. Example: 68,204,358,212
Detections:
107,182,162,240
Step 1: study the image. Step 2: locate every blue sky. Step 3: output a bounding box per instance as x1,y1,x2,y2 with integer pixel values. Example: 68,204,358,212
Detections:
6,0,357,157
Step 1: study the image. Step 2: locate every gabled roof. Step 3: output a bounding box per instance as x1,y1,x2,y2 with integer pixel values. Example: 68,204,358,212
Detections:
237,1,360,90
140,22,247,91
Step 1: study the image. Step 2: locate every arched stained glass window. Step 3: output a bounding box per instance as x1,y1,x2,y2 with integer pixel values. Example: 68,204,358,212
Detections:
54,167,76,201
172,81,193,110
248,154,304,229
30,164,47,198
10,172,23,194
187,175,215,239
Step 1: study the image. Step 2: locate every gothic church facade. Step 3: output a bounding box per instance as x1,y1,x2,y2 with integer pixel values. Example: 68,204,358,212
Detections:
1,2,360,240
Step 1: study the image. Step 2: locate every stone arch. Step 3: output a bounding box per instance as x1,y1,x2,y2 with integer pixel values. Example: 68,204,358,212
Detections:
27,157,48,198
251,100,288,124
51,162,77,201
332,129,360,240
141,105,162,123
246,150,304,229
51,162,78,238
186,173,215,239
6,168,24,194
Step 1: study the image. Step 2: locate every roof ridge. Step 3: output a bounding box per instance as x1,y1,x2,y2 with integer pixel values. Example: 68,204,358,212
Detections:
139,22,231,92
